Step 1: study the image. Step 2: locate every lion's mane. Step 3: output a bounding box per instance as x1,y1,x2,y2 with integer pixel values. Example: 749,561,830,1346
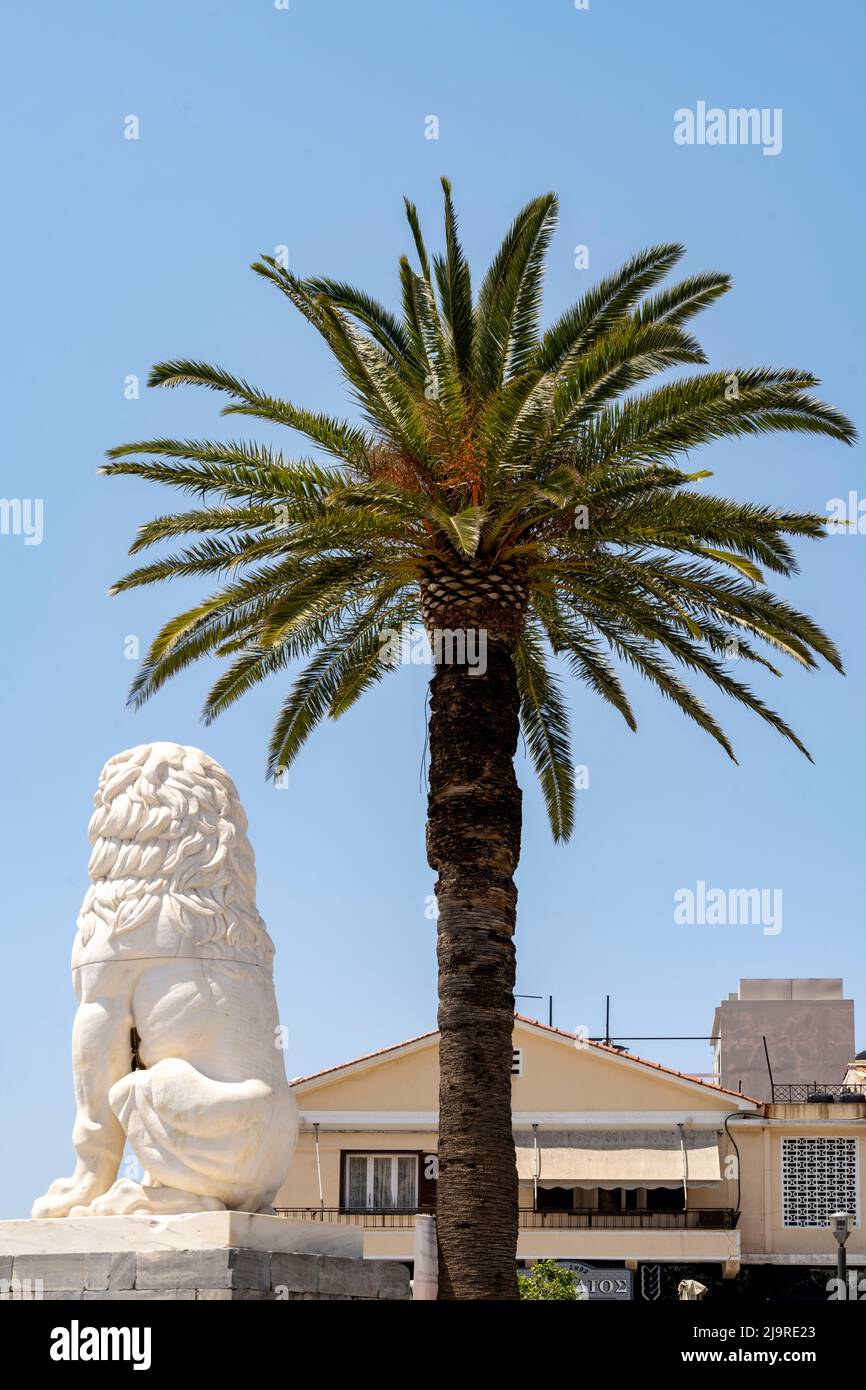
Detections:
76,742,275,965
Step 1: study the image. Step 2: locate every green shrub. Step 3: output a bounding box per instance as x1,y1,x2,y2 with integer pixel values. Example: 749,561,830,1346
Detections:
518,1260,584,1300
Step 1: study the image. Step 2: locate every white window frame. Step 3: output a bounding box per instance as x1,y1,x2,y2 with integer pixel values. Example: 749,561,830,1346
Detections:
343,1152,419,1210
780,1136,859,1229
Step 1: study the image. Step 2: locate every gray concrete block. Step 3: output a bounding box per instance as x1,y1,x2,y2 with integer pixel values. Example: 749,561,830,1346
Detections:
2,1245,393,1301
81,1254,112,1290
318,1255,380,1299
374,1262,412,1300
80,1252,134,1290
13,1253,87,1288
233,1248,271,1291
270,1251,319,1295
106,1251,137,1290
86,1288,196,1301
135,1247,269,1291
192,1287,272,1300
0,1257,12,1282
77,1252,136,1291
135,1248,212,1290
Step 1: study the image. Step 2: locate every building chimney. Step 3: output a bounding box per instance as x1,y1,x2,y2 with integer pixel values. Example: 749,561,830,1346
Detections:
710,979,855,1101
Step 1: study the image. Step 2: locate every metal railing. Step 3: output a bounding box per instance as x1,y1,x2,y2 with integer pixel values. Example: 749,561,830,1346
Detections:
519,1208,738,1230
274,1206,738,1231
274,1208,421,1228
772,1083,866,1103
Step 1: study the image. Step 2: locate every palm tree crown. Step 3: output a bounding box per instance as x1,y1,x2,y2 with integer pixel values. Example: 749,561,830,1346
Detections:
105,179,855,838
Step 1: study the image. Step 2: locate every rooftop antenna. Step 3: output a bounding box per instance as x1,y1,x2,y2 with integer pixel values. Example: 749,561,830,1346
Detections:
762,1034,776,1100
515,994,553,1027
605,994,611,1046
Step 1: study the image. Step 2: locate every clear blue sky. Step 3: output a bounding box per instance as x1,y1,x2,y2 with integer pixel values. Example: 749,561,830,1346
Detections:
2,0,863,1216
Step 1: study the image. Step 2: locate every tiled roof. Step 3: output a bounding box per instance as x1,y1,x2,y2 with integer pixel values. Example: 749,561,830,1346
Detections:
291,1013,758,1103
512,1014,759,1103
290,1028,438,1086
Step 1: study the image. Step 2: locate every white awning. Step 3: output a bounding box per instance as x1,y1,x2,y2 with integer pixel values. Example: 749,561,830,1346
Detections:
514,1129,721,1189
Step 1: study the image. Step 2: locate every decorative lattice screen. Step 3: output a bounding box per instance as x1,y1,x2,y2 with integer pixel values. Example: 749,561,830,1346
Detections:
781,1136,858,1228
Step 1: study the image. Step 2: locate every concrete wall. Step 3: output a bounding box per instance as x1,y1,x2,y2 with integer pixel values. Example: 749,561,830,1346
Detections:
734,1113,866,1261
715,986,854,1099
0,1248,411,1300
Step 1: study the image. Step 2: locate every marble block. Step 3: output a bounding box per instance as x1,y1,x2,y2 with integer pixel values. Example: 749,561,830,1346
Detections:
0,1213,362,1259
0,1231,409,1301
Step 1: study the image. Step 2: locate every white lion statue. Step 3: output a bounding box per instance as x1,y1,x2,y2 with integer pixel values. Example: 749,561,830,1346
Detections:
33,742,297,1218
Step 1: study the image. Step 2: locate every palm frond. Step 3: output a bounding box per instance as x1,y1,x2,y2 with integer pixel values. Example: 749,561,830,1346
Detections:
148,359,374,465
108,184,853,829
533,243,686,372
473,193,558,392
634,271,732,327
514,622,575,841
436,176,474,379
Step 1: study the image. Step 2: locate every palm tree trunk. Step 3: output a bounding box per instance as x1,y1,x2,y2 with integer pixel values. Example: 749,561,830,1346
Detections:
426,637,522,1300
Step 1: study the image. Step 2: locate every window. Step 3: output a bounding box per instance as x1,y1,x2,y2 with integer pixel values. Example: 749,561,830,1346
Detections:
536,1186,574,1212
574,1187,668,1212
343,1154,418,1210
512,1048,523,1076
781,1137,858,1228
645,1187,685,1214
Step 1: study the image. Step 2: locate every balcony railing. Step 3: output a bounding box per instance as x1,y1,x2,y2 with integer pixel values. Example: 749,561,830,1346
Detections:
274,1207,739,1231
274,1208,422,1228
771,1083,866,1103
518,1208,739,1230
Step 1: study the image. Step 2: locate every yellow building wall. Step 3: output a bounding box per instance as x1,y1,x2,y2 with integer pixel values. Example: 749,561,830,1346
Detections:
288,1025,743,1116
735,1116,866,1259
276,1024,745,1211
276,1129,438,1210
510,1030,739,1113
288,1042,439,1112
275,1024,866,1270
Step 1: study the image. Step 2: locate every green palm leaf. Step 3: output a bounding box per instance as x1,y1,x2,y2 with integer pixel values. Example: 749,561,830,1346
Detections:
514,622,575,842
108,181,854,838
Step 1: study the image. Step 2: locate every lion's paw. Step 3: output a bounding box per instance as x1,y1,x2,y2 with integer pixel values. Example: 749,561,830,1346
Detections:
32,1174,110,1220
73,1178,227,1217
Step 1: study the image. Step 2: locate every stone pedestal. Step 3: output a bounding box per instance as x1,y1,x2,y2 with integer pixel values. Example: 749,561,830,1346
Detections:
0,1215,410,1301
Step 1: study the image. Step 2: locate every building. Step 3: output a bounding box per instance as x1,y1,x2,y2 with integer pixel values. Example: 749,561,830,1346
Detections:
710,978,855,1101
274,1009,866,1299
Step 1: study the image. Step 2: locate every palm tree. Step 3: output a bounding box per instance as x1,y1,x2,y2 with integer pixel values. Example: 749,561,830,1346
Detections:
105,181,854,1300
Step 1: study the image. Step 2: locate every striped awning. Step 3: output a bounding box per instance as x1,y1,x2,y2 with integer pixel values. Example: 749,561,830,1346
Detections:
514,1129,722,1189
